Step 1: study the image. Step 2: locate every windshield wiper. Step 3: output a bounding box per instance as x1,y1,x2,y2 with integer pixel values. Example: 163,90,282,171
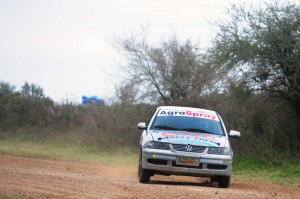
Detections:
153,125,180,131
181,128,214,134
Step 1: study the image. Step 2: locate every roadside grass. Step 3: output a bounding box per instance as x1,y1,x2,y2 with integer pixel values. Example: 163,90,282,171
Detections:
232,156,300,185
0,131,299,185
0,131,138,166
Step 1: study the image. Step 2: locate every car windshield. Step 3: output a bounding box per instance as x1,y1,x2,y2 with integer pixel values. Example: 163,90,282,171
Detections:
151,113,224,135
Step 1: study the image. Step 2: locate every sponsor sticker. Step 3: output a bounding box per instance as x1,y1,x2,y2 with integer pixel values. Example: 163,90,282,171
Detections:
158,132,221,146
158,110,219,121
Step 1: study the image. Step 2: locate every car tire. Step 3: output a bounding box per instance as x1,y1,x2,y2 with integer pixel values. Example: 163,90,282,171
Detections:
218,176,230,188
138,150,151,183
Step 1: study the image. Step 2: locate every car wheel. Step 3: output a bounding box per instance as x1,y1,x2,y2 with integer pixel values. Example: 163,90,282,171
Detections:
138,150,151,183
218,176,230,188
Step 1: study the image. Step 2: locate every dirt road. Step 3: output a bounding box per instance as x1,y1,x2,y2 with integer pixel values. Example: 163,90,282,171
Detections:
0,154,299,198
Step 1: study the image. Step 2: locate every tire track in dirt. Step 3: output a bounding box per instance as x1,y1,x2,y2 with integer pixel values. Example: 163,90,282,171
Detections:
0,154,299,198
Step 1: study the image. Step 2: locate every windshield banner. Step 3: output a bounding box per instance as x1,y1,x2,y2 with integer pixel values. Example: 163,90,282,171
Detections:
157,110,220,121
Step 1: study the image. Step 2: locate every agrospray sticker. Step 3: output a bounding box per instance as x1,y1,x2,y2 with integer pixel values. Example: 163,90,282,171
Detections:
158,110,219,121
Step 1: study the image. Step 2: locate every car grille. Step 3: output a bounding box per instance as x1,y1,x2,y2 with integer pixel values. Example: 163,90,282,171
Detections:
171,144,206,153
207,164,227,170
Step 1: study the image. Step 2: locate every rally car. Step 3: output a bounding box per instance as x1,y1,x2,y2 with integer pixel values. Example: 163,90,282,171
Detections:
137,106,240,188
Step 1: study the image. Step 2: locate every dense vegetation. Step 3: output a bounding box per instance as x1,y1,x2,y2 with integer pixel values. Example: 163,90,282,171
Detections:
0,1,299,165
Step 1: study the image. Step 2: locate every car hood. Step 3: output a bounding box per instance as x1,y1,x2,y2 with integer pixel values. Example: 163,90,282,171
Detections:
150,130,226,147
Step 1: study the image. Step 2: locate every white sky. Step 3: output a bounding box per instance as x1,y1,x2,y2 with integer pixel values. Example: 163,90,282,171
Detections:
0,0,274,103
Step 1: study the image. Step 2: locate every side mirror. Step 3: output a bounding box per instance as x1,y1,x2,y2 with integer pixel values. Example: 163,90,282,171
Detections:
229,130,241,138
137,122,147,130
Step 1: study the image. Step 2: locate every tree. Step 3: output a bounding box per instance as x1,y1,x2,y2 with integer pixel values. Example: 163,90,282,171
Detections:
208,2,300,118
0,81,18,129
115,81,138,105
0,81,15,96
21,82,45,99
116,32,216,105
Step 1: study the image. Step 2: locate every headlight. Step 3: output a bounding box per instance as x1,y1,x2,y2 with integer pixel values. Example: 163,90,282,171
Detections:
207,147,229,155
144,141,170,150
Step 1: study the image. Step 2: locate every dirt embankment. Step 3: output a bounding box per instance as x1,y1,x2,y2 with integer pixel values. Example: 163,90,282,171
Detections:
0,154,299,198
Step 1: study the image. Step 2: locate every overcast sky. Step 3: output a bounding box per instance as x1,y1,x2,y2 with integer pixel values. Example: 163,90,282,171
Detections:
0,0,274,103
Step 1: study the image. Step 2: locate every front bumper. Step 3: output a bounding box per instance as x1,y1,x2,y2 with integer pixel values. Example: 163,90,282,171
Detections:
142,148,232,177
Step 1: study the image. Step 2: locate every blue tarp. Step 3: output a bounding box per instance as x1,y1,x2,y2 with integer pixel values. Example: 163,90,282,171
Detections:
82,95,104,105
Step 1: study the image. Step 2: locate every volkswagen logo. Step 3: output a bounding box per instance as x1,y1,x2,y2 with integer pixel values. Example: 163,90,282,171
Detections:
185,144,193,152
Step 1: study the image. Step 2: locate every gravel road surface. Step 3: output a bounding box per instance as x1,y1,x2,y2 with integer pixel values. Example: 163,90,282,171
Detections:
0,154,299,198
